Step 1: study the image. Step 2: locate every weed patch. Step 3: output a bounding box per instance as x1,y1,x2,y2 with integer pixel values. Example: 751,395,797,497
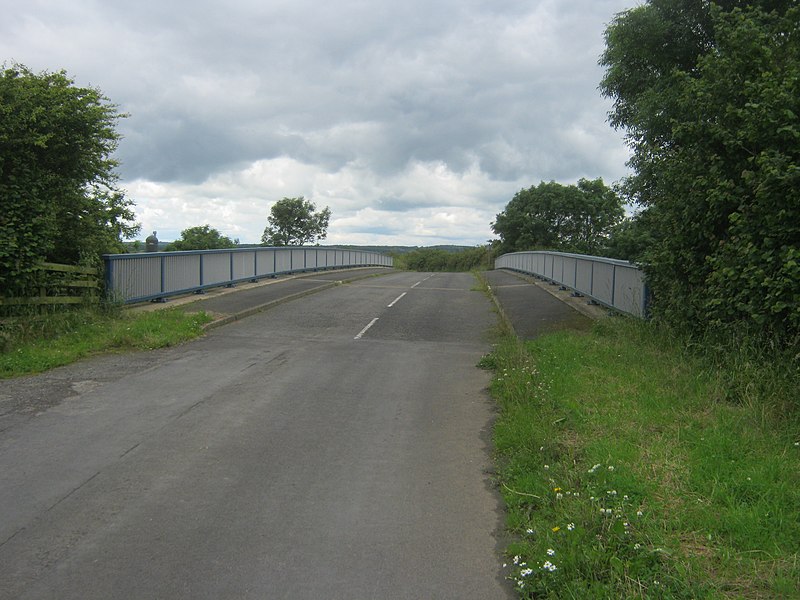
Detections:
0,307,212,378
485,319,800,598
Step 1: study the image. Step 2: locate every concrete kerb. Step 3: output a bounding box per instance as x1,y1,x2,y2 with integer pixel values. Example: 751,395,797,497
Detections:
125,268,395,329
493,269,610,321
476,272,518,338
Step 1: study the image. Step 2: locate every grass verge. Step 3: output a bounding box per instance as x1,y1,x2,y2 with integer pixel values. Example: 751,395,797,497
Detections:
482,318,800,598
0,306,213,378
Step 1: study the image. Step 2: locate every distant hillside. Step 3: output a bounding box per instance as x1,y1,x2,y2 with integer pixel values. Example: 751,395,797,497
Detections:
328,245,475,254
122,241,171,252
122,242,477,254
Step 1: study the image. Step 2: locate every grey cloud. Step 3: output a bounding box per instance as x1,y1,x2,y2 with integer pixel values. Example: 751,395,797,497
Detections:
101,0,619,185
336,223,401,237
371,196,435,213
2,0,634,231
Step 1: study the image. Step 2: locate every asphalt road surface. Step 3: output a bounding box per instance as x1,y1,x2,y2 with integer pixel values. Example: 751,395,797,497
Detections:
0,272,514,599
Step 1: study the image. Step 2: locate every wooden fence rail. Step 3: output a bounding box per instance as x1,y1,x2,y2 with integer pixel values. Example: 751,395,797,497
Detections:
0,262,99,307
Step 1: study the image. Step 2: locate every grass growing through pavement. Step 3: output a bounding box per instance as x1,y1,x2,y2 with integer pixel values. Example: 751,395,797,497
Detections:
482,318,800,598
0,307,212,378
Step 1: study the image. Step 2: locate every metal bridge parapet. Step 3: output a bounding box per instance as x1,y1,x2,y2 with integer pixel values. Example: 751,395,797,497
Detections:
103,247,393,304
494,250,648,318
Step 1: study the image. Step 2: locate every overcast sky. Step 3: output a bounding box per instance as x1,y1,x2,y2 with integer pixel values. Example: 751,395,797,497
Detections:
3,0,635,246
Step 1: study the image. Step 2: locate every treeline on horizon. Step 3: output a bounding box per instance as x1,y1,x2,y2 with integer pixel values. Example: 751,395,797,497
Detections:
122,240,477,255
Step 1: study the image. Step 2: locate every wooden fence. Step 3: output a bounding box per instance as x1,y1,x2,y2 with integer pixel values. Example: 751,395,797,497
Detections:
0,262,99,307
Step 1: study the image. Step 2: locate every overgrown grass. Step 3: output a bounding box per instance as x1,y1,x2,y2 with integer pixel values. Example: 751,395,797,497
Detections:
482,318,800,598
0,306,213,378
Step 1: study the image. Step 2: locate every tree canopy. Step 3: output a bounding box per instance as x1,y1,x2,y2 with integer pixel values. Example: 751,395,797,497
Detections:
165,225,238,251
0,64,139,296
492,178,624,255
600,1,800,342
261,197,331,247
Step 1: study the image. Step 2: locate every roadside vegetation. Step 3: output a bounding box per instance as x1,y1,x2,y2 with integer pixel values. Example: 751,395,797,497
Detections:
0,306,212,378
482,317,800,599
393,245,493,272
598,1,799,348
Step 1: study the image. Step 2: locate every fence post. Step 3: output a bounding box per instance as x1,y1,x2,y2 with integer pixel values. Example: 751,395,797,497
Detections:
104,256,113,299
611,265,617,309
160,255,166,297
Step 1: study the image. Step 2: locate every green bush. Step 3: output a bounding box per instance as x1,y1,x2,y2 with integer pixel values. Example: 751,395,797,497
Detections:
600,3,800,347
0,64,138,296
394,246,491,272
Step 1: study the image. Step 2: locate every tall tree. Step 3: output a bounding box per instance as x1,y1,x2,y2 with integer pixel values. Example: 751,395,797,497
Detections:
603,213,655,262
0,64,139,296
492,179,623,255
165,225,238,251
262,197,331,246
600,1,800,340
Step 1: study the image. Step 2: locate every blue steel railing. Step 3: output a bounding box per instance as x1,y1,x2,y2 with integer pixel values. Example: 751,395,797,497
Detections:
104,247,393,304
494,251,649,318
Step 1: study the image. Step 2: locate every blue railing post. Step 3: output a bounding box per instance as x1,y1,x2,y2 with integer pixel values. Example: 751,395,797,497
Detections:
611,265,617,309
160,255,166,297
